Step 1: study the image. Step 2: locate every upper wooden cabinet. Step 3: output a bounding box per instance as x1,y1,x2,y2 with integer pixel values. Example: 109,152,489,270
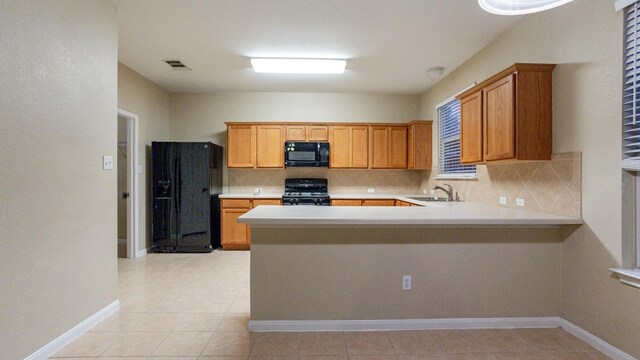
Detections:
227,121,431,170
370,126,407,169
407,121,433,170
227,124,283,168
328,125,368,168
456,63,555,164
227,124,256,168
285,125,306,141
459,92,483,164
306,126,328,141
285,125,328,141
256,125,284,168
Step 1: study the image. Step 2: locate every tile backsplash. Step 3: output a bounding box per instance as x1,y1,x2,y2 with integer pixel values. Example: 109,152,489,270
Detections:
422,152,582,218
229,168,424,195
228,152,581,218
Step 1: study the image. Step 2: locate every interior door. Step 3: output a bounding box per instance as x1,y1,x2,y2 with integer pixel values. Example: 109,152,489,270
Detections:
177,143,211,249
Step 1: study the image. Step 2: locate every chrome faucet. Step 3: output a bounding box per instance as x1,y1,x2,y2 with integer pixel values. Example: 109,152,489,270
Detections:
433,183,454,201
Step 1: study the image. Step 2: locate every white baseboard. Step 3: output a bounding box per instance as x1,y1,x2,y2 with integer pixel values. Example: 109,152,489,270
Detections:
559,319,636,360
249,317,637,360
248,317,563,332
136,248,147,258
25,300,119,360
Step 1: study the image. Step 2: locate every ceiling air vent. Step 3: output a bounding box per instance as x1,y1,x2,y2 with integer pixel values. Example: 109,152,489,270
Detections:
163,59,191,71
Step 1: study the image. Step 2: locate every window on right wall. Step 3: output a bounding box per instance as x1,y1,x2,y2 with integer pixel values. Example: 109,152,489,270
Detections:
613,0,640,287
437,97,476,179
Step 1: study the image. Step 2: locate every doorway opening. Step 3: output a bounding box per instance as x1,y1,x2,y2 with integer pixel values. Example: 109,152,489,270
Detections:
117,109,140,258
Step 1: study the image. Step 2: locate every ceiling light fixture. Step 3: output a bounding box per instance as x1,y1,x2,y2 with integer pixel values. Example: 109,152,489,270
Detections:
427,66,445,79
478,0,575,15
250,58,346,74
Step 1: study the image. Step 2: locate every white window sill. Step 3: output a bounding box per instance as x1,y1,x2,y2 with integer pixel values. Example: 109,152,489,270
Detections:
610,268,640,289
435,174,478,181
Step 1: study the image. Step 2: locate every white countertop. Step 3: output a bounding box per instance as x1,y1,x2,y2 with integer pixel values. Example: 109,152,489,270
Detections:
238,202,582,227
219,193,283,199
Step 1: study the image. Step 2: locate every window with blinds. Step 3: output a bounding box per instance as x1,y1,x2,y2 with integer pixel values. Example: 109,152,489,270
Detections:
438,98,476,177
623,2,640,170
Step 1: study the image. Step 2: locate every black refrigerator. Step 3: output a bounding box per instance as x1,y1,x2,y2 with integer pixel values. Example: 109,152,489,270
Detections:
151,142,223,252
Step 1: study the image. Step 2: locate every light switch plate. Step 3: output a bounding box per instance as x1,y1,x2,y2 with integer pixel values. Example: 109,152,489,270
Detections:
516,198,525,207
103,156,113,170
499,196,507,205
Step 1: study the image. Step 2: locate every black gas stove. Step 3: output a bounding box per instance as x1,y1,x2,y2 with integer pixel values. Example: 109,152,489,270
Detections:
282,178,330,206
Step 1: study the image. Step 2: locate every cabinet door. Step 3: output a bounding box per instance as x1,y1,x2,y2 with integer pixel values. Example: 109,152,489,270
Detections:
350,126,369,168
306,126,328,141
460,92,484,164
483,74,516,161
221,208,250,250
227,125,256,168
369,126,389,169
256,125,284,168
362,199,396,206
389,126,408,168
407,122,432,170
286,125,306,141
331,199,362,206
329,126,351,168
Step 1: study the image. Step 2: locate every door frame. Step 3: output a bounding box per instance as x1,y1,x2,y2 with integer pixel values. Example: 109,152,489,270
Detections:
117,108,141,258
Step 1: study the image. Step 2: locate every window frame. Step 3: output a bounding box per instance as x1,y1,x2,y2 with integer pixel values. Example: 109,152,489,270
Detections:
435,92,476,180
612,1,640,288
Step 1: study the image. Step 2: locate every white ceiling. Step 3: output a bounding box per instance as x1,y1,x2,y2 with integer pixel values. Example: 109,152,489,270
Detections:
114,0,521,95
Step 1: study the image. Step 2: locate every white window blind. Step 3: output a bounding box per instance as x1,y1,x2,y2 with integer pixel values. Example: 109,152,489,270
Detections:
623,2,640,171
438,98,476,177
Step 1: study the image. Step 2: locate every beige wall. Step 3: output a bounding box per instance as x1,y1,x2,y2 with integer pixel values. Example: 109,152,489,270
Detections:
251,227,563,320
170,92,421,191
0,1,118,359
118,63,171,251
419,0,639,356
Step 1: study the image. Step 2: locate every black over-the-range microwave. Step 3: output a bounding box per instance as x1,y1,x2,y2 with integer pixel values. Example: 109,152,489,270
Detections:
284,141,330,167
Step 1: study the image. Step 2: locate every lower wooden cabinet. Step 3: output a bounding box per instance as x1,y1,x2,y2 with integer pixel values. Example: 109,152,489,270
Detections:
331,199,396,206
331,199,363,206
221,198,281,250
395,200,412,206
362,199,396,206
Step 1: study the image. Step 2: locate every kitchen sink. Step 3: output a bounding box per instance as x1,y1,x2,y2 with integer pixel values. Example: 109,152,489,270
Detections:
407,196,454,202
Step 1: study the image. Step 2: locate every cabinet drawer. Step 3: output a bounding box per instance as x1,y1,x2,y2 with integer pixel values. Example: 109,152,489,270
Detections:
331,199,362,206
221,199,252,208
253,199,282,206
362,199,396,206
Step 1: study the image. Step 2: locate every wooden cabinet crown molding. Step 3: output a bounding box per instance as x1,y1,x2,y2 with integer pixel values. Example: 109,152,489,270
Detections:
456,63,556,99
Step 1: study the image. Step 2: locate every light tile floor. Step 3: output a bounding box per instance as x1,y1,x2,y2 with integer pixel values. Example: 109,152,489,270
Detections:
50,251,610,360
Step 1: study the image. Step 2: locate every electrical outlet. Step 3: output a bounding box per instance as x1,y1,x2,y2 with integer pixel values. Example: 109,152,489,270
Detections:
402,275,412,290
103,156,113,170
422,189,428,194
368,188,375,193
254,187,263,194
499,196,507,205
516,198,525,207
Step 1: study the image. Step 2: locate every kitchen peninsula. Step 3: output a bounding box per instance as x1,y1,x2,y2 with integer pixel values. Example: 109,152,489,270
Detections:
239,203,581,331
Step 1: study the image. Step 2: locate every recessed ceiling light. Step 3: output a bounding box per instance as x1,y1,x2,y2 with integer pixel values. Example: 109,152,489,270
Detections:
478,0,575,15
250,58,346,74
